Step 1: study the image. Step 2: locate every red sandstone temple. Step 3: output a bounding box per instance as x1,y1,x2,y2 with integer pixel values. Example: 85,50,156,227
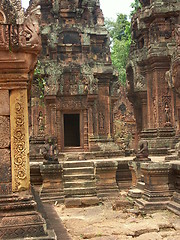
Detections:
29,0,119,157
126,0,180,153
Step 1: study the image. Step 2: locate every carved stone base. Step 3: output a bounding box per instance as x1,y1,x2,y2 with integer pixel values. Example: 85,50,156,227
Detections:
168,192,180,216
136,198,169,211
95,161,119,200
40,163,64,203
0,192,55,239
135,163,174,211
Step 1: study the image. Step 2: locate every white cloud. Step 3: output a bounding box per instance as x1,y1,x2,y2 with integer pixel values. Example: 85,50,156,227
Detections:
21,0,133,19
100,0,133,19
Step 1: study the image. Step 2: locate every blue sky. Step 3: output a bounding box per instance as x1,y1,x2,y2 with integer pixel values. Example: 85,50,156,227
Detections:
21,0,134,19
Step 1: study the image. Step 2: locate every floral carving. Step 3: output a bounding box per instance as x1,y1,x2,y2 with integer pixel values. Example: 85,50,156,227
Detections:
10,5,41,52
11,91,29,191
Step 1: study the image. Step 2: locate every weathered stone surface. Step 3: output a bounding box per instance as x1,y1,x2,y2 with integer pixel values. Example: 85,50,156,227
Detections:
0,1,52,239
29,0,119,154
95,161,119,199
0,116,10,148
65,198,82,208
0,149,11,183
55,203,180,240
40,163,64,203
113,86,137,150
0,183,12,195
135,163,174,210
0,90,9,115
126,0,180,151
135,232,162,240
81,197,99,206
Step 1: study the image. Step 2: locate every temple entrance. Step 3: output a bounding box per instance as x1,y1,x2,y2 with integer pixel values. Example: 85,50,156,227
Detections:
64,114,80,147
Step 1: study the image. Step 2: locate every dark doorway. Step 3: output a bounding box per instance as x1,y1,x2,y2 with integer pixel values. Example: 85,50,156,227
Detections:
64,114,80,147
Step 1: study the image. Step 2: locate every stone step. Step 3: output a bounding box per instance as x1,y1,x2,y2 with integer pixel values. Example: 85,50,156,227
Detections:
135,198,168,210
65,193,97,199
63,174,95,181
128,188,143,198
40,191,64,197
165,155,179,161
64,181,95,189
173,192,180,204
63,161,94,168
96,184,119,190
40,188,64,193
97,192,119,199
167,201,180,216
64,187,96,197
137,181,145,190
168,148,176,154
41,197,64,204
97,188,119,194
65,197,99,208
63,167,94,175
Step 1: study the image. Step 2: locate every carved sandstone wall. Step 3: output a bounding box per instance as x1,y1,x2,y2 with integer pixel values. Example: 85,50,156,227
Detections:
0,2,51,239
127,0,180,151
30,0,119,155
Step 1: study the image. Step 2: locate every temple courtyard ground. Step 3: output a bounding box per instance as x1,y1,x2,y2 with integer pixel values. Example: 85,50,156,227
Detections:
52,199,180,240
37,155,180,240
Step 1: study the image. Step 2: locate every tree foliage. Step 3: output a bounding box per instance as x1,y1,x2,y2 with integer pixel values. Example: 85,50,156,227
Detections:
34,61,46,99
130,0,142,16
105,0,141,84
105,14,131,84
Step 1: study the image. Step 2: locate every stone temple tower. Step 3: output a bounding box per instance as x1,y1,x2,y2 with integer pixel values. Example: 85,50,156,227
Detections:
126,0,180,153
30,0,119,157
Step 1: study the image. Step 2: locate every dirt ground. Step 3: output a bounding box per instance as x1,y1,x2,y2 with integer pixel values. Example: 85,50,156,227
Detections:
55,200,180,240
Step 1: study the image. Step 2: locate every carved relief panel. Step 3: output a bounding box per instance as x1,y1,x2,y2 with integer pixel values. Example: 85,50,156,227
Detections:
10,90,30,192
0,24,9,50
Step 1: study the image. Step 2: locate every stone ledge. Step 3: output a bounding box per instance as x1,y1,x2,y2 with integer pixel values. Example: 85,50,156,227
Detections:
65,197,99,208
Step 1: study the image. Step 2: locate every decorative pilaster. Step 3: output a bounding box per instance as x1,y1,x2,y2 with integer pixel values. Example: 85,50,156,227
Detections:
10,89,30,192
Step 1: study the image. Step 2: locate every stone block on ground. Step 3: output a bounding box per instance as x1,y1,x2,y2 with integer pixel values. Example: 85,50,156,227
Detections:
65,198,82,208
81,197,99,206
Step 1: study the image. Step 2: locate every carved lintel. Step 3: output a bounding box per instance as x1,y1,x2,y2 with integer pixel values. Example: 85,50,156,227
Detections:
10,89,30,192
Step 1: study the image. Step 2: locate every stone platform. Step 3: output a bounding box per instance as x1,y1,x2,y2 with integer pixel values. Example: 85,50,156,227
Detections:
30,155,133,206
